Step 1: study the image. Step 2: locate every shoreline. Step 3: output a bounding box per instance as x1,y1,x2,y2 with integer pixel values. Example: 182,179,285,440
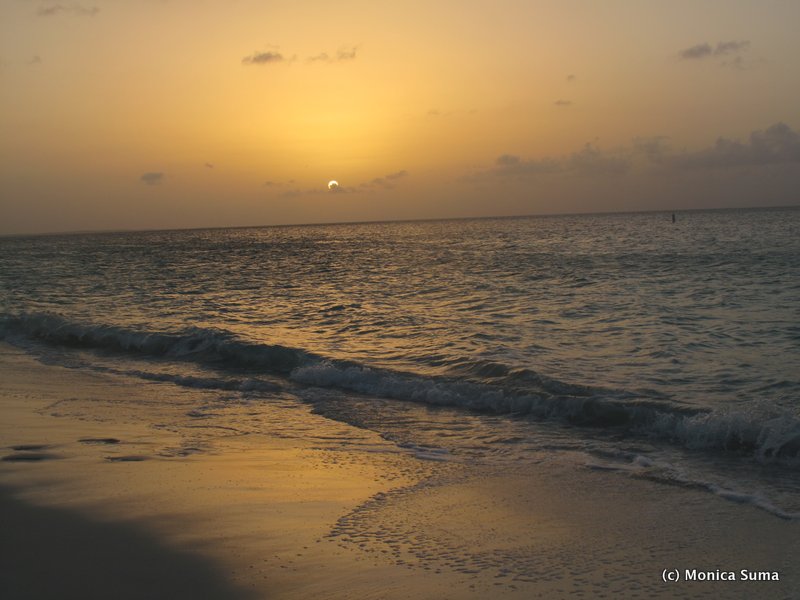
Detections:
1,342,798,599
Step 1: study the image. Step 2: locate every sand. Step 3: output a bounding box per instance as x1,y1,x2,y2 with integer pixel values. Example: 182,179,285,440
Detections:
1,342,798,599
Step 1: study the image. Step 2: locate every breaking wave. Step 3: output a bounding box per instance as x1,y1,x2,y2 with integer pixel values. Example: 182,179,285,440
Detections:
2,312,798,466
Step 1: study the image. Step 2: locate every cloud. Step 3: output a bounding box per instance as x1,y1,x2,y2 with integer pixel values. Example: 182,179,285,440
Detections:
426,108,458,118
714,40,750,56
425,108,477,119
566,74,576,82
140,172,164,186
568,145,630,175
478,144,629,180
337,47,357,61
679,43,713,60
496,154,520,166
722,55,747,70
493,154,561,175
679,40,751,67
360,170,409,190
29,55,42,66
632,136,671,162
37,4,99,17
244,45,357,66
307,46,358,63
461,124,799,214
242,51,284,66
204,163,214,169
278,170,409,197
472,123,799,183
554,99,572,107
664,123,800,170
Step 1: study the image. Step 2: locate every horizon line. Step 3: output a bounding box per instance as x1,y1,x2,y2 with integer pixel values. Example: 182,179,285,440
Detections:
3,203,799,239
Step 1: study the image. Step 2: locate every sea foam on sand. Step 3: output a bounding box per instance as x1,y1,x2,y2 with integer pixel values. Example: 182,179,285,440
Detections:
1,343,798,600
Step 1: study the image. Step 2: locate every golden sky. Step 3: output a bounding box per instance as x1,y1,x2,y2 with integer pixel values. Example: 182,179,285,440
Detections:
1,0,799,234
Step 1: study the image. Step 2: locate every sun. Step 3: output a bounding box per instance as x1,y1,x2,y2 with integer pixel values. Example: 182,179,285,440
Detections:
327,180,339,191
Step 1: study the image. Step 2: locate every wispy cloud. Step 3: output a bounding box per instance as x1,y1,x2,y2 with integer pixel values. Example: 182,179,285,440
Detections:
679,42,713,60
426,108,477,119
37,4,99,17
242,51,285,66
336,46,357,61
244,45,358,67
360,170,409,190
714,40,750,56
566,74,576,82
678,40,751,68
140,172,164,186
554,99,572,107
307,46,358,63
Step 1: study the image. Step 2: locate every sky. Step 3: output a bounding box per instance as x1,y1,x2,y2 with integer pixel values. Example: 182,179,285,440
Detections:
1,0,799,234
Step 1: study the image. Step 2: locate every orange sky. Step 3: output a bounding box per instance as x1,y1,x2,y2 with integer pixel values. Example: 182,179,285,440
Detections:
1,0,799,234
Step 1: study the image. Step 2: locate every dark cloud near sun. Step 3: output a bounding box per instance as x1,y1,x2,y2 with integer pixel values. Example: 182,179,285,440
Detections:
278,170,408,198
242,51,285,66
36,4,99,17
140,172,164,186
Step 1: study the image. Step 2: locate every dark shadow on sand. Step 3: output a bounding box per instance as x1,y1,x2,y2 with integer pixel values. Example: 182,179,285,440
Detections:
0,485,259,600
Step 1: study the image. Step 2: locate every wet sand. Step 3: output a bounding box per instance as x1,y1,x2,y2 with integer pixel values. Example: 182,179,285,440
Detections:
1,342,798,599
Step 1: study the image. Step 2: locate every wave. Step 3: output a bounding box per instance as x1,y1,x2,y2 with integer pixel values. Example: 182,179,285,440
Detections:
0,312,310,373
2,311,799,465
584,454,799,520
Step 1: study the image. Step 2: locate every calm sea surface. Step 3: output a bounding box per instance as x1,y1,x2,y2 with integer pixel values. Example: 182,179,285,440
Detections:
2,208,799,515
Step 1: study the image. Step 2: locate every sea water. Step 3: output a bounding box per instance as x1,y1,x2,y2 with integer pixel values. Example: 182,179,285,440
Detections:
1,208,799,516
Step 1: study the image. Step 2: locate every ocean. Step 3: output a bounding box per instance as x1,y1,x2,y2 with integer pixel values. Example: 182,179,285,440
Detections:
2,207,799,518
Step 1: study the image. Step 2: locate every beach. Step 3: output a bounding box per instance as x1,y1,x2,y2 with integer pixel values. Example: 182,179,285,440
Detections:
2,341,798,599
